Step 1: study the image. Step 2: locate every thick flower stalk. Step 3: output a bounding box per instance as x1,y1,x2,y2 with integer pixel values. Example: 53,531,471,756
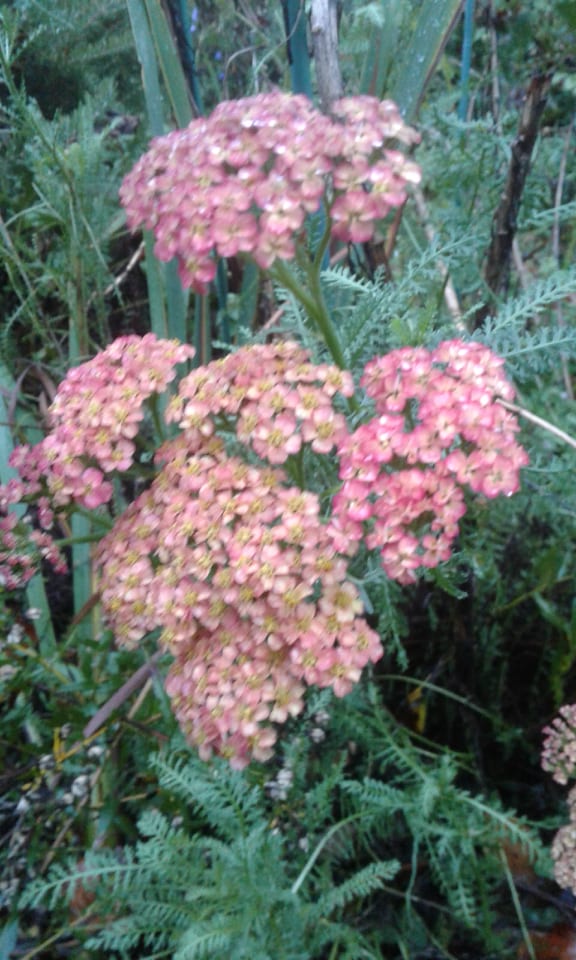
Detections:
119,92,421,294
331,340,529,584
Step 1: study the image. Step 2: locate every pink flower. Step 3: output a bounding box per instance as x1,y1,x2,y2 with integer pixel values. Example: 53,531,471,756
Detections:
251,412,302,464
79,468,113,509
120,92,420,292
333,340,527,583
94,420,384,766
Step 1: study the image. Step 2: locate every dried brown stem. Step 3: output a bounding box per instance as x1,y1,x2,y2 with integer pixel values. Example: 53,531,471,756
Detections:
498,398,576,452
83,651,162,740
475,73,551,329
552,117,575,399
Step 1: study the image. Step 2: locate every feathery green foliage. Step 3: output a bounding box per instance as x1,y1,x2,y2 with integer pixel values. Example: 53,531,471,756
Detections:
22,742,401,958
21,682,548,958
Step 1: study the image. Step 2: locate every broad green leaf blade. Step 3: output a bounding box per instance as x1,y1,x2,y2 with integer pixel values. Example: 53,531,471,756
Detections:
143,231,169,339
360,0,405,98
0,920,19,959
282,0,313,98
165,259,188,343
125,0,190,343
142,0,194,128
70,513,94,642
126,0,165,136
389,0,464,120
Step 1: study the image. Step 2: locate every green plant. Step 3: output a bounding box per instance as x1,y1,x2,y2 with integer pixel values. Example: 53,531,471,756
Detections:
21,682,546,959
3,3,576,958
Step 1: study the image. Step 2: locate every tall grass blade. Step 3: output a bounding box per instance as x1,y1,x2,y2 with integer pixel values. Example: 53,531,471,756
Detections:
125,0,190,344
360,0,404,99
126,0,165,136
142,0,195,127
383,0,464,120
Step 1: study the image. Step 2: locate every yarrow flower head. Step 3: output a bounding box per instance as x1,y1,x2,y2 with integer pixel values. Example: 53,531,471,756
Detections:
542,703,576,786
331,340,529,584
120,92,420,292
6,334,193,511
93,341,379,766
550,785,576,895
0,510,66,589
541,708,576,894
165,339,355,463
96,433,383,768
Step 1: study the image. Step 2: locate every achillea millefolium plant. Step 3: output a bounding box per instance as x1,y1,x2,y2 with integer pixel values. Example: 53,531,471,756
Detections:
0,95,529,771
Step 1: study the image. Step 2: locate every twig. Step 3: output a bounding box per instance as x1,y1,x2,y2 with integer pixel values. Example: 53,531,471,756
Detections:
475,73,551,328
498,398,576,452
488,1,501,130
99,240,145,301
18,909,98,960
511,237,531,291
83,651,163,739
552,117,575,400
41,664,162,874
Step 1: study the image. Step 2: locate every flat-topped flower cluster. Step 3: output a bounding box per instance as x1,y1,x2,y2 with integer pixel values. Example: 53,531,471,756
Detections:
332,340,529,583
542,704,576,785
0,335,527,765
6,334,193,512
97,435,382,766
542,705,576,894
120,92,421,292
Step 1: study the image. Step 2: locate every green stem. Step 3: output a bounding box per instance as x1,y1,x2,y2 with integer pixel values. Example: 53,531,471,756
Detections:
148,394,167,445
291,813,364,895
71,505,114,530
311,197,334,273
269,258,347,371
56,534,106,548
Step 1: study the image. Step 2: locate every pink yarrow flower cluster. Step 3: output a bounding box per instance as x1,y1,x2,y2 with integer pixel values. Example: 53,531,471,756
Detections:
331,340,529,584
1,334,527,768
550,792,576,896
119,92,420,292
0,509,66,590
93,340,380,766
0,334,191,587
96,431,382,768
5,334,193,512
542,703,576,786
165,339,355,463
